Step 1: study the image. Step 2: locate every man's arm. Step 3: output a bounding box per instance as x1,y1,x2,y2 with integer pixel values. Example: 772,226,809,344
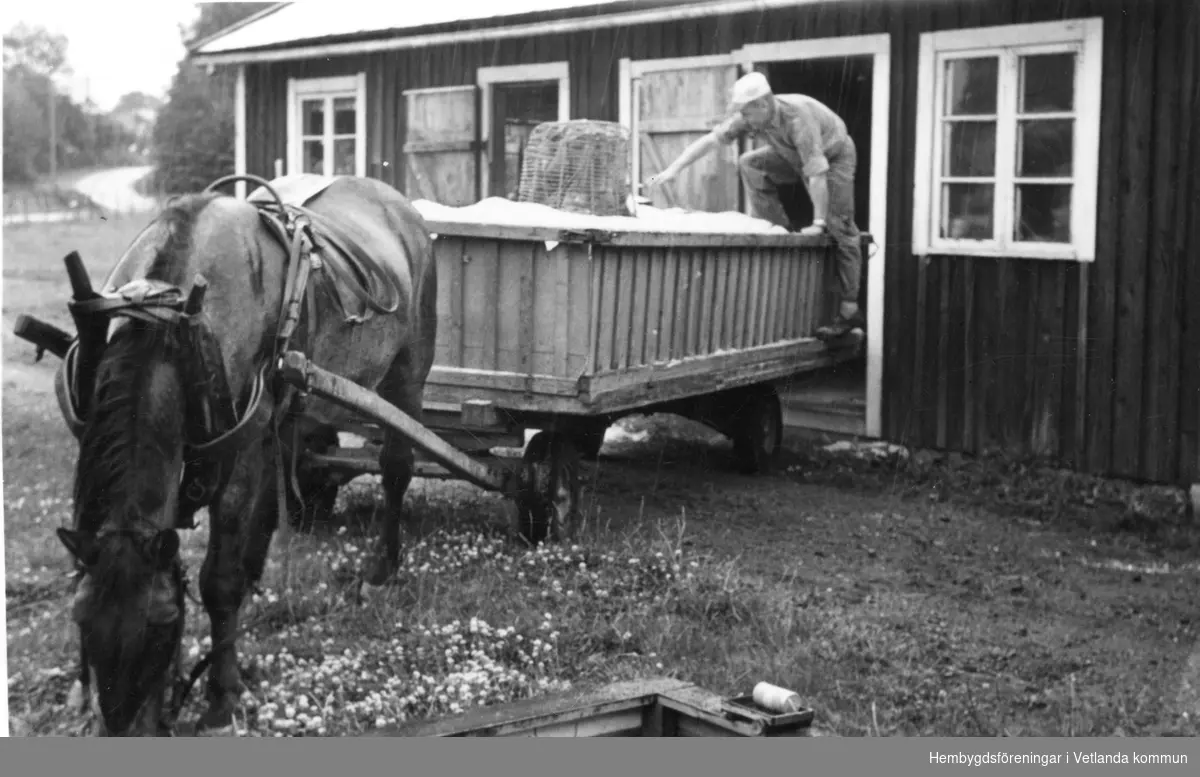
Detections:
807,173,829,224
662,132,720,177
788,108,832,227
647,115,744,186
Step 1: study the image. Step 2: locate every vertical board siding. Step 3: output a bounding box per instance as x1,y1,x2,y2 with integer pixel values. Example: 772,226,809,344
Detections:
1180,0,1200,486
429,237,835,379
242,0,1199,486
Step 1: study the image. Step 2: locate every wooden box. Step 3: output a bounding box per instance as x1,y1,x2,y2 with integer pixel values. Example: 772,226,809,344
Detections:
424,220,869,418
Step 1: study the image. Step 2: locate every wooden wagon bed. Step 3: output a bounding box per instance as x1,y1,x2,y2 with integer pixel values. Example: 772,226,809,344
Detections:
422,220,869,421
306,221,871,486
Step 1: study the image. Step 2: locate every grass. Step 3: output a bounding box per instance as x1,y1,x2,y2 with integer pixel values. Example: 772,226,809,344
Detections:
5,218,1200,738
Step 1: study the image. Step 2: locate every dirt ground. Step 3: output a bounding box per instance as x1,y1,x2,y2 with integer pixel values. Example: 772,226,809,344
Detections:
4,218,1199,737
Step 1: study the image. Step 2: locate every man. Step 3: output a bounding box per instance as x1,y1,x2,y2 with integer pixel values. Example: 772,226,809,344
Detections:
647,71,864,340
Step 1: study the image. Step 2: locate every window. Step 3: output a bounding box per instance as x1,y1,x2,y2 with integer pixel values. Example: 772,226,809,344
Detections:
287,74,367,177
912,19,1103,261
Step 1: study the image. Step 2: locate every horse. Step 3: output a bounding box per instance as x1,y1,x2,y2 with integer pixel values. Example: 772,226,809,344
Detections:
52,173,438,736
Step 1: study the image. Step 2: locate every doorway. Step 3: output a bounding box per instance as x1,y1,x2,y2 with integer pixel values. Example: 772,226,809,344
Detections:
490,81,560,199
757,56,873,236
477,62,571,202
756,54,874,325
733,34,891,440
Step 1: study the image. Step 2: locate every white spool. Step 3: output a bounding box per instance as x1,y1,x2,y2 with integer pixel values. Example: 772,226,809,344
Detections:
752,682,802,713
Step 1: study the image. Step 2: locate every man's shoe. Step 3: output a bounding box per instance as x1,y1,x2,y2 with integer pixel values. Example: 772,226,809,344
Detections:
815,310,865,342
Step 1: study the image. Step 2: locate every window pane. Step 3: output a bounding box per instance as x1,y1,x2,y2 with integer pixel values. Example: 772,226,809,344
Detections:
333,97,356,135
941,183,994,240
944,57,998,116
1020,53,1075,113
1015,184,1071,243
302,99,324,136
943,121,996,176
333,138,356,175
1018,119,1074,177
303,139,324,174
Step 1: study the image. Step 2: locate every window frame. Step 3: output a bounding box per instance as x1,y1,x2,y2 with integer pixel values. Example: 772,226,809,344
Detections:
912,18,1103,261
286,73,367,178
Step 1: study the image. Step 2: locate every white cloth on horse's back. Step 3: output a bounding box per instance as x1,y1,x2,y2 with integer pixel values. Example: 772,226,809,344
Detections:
412,197,789,235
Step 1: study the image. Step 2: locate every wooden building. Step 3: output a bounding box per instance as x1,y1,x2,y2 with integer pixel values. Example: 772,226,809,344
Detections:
189,0,1200,496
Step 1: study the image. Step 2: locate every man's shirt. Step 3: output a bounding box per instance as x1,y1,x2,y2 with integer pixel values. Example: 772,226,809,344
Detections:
713,94,851,179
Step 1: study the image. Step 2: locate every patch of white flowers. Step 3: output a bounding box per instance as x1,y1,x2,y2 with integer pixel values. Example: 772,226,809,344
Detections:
180,528,702,737
240,615,570,736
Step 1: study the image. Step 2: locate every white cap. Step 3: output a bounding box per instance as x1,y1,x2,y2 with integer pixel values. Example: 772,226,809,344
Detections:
730,71,773,109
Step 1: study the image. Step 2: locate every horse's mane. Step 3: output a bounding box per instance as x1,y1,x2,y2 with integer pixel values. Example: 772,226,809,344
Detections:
73,192,224,541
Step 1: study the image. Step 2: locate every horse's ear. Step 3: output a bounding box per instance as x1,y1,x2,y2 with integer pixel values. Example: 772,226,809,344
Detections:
150,529,180,570
58,528,98,567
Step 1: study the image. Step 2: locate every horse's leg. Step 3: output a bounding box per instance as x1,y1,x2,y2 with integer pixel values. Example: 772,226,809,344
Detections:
196,438,271,732
364,356,422,586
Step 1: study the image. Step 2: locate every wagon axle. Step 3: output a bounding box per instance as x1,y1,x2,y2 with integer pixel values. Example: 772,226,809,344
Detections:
277,351,582,543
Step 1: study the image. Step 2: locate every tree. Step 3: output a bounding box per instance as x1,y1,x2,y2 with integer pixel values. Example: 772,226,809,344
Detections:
3,23,141,184
143,3,276,194
3,24,68,182
3,68,45,181
3,22,67,76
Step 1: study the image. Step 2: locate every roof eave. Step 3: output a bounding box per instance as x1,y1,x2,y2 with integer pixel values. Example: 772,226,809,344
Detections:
188,0,826,66
185,3,291,55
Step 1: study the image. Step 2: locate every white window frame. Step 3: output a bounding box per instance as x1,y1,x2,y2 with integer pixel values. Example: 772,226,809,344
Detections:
286,73,367,178
912,18,1103,261
476,62,570,198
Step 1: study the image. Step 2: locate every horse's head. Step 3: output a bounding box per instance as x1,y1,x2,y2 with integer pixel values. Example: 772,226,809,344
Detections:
59,526,184,736
61,317,194,736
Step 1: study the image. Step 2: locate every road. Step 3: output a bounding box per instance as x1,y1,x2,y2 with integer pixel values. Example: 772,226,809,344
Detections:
71,165,158,213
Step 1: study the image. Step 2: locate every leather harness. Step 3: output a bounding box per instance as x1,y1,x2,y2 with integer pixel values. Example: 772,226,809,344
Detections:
56,174,403,533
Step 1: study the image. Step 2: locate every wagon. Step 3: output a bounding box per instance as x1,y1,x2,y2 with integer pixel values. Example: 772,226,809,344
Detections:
293,217,871,540
12,201,869,544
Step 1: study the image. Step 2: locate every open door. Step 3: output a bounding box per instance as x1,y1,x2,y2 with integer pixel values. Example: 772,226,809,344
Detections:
628,55,742,213
489,81,561,199
403,85,480,205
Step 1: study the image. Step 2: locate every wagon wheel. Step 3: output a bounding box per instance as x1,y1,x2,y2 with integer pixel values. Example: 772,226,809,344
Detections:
289,474,341,532
728,384,783,475
289,430,343,531
516,432,581,544
573,424,608,461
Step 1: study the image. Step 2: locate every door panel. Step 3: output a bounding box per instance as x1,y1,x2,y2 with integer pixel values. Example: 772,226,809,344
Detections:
632,60,741,213
403,86,480,205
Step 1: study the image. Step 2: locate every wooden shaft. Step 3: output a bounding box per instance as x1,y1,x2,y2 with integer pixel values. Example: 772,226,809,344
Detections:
13,314,73,360
277,351,513,494
64,251,97,300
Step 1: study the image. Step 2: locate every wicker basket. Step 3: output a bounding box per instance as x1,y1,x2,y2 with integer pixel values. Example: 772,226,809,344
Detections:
517,119,631,217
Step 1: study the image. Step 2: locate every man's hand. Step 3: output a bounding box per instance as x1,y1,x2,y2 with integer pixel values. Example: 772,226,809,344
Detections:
646,167,679,188
798,221,826,236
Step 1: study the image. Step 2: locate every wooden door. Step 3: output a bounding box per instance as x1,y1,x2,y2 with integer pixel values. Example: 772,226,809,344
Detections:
403,85,480,205
631,57,741,213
